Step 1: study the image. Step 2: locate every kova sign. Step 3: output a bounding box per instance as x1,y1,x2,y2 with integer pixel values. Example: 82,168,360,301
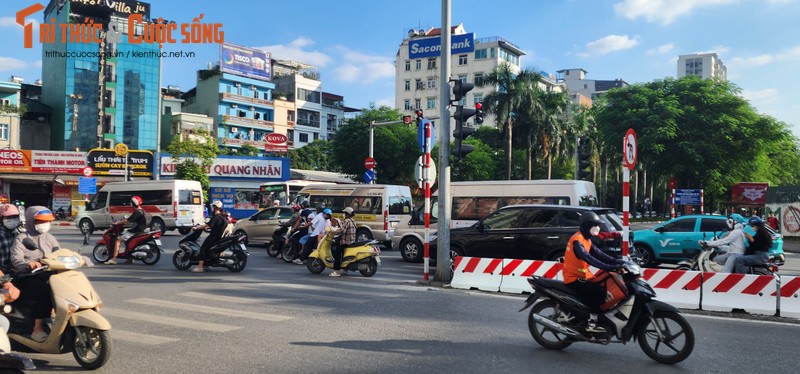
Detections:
220,43,271,81
408,33,475,59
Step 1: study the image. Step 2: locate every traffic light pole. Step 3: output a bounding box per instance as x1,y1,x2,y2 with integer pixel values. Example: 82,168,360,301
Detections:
434,0,452,284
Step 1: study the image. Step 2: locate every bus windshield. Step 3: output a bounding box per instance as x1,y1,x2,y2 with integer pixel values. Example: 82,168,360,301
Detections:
260,184,289,208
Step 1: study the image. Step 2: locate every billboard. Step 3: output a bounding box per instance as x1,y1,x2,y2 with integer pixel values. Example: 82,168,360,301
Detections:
86,149,154,177
160,154,289,180
220,43,271,81
0,149,86,174
408,33,475,59
731,182,768,204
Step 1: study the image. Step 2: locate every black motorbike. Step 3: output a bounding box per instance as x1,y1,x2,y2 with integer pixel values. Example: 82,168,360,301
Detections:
267,226,288,258
520,261,695,364
172,226,249,272
281,229,307,263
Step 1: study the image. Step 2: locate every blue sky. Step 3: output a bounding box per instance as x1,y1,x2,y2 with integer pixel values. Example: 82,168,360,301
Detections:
2,0,799,134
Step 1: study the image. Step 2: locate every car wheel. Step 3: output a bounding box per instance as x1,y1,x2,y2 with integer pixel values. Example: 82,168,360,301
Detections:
449,247,464,277
356,228,373,242
633,243,656,267
399,237,423,263
79,218,94,235
547,251,565,263
149,218,166,235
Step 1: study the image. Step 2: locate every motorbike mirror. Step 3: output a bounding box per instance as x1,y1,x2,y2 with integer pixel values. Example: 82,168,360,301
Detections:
22,237,38,251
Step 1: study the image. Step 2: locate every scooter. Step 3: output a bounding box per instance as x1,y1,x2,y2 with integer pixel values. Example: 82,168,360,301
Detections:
172,226,249,272
0,276,36,373
677,240,782,275
91,219,163,265
268,226,288,258
306,229,381,277
521,262,695,364
6,238,111,370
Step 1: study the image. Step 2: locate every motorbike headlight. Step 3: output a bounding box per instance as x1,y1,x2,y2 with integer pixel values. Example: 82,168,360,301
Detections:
58,256,82,269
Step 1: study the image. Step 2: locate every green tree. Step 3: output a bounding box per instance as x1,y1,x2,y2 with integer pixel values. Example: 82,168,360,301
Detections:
165,129,218,201
288,140,338,171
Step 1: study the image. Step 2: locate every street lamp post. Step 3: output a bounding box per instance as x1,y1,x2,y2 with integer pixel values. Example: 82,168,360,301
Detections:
69,93,83,150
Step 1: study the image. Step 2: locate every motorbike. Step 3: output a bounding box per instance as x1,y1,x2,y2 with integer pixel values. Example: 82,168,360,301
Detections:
306,229,381,277
91,220,163,265
6,238,111,370
520,261,695,364
0,276,36,373
268,225,288,258
677,240,782,275
172,226,249,272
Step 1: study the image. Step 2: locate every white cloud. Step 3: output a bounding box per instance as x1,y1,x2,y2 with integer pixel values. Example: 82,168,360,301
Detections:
579,34,638,57
330,46,394,83
0,16,39,31
256,38,331,67
34,60,42,68
729,45,800,68
0,57,28,71
614,0,736,25
740,88,779,103
375,98,394,108
646,43,674,55
693,45,730,55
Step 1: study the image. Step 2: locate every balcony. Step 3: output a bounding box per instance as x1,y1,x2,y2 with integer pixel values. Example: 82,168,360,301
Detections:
220,115,275,131
220,92,274,108
296,118,320,128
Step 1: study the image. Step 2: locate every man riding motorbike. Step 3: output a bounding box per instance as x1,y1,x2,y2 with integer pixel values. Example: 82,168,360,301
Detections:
563,212,625,334
107,196,147,265
293,206,325,265
10,206,60,342
190,201,227,273
698,214,747,273
735,216,772,273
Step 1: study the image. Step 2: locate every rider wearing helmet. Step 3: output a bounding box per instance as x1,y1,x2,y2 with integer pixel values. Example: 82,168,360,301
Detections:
294,205,327,265
0,203,22,274
699,214,748,273
735,216,772,273
190,201,227,273
280,204,303,233
10,206,61,342
563,211,626,334
108,195,147,265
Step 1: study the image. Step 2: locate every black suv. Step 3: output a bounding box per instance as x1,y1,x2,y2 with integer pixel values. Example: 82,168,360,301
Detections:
437,204,623,262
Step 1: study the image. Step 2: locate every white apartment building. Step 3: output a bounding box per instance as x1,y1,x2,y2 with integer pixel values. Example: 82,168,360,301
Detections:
272,60,325,147
677,53,727,81
396,24,549,128
556,68,628,105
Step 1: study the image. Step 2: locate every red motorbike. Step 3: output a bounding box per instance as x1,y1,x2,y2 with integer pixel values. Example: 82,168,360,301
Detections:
91,220,163,265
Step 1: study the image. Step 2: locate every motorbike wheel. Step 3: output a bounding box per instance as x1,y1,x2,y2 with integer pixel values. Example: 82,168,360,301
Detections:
92,244,110,263
72,326,112,370
358,257,378,277
178,227,192,235
307,258,325,274
528,300,573,350
636,310,695,364
172,250,192,271
281,245,296,263
141,244,161,265
227,250,248,273
266,241,282,258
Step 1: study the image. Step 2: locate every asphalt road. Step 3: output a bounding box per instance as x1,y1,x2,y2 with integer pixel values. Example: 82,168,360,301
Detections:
8,227,799,373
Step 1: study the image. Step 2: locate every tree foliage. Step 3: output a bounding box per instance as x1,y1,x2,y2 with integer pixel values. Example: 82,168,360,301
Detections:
164,129,218,201
288,140,338,172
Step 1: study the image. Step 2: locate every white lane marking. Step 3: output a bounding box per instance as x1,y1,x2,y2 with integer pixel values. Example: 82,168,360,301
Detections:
177,292,333,313
127,298,293,322
238,282,402,298
176,292,263,304
687,313,800,327
103,307,240,332
112,330,179,345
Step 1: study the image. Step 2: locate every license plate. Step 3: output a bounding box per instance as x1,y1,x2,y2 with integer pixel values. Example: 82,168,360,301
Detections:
155,239,162,246
375,257,381,264
239,243,247,251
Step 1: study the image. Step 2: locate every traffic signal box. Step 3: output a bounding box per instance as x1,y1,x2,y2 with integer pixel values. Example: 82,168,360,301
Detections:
451,80,477,162
577,136,592,180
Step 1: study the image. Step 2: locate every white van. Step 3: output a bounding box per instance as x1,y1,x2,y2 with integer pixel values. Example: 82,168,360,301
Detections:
297,184,413,243
392,179,598,262
76,180,205,234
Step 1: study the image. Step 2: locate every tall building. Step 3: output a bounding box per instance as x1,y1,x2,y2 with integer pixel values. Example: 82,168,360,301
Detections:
41,0,160,151
556,68,628,105
395,24,555,128
677,53,727,81
0,79,22,150
272,60,323,147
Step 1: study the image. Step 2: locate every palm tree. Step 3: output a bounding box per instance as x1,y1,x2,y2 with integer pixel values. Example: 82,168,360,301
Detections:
478,64,543,180
529,90,572,179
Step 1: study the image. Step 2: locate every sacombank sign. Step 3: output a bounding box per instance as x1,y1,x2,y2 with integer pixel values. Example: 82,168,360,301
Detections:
408,33,475,59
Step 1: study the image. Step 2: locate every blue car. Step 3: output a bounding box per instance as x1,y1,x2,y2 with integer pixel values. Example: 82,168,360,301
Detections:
632,215,784,267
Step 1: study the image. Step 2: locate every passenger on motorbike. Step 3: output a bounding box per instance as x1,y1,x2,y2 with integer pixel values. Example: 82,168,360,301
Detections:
107,196,147,265
190,201,228,273
293,206,325,265
330,207,357,277
563,212,626,334
735,216,772,273
281,205,303,243
0,203,23,274
10,206,60,342
698,214,747,273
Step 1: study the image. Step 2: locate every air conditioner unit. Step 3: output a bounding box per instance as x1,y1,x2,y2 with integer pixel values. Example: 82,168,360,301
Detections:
231,104,237,108
235,83,241,87
231,127,238,133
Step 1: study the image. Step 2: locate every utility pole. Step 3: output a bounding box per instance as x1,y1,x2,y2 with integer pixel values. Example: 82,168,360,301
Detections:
434,0,452,284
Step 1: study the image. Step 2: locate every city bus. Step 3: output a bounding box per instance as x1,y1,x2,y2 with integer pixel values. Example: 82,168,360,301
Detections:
296,184,413,243
258,169,356,209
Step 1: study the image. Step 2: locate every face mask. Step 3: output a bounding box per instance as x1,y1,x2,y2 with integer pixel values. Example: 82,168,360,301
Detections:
34,222,51,234
589,226,601,236
2,218,20,230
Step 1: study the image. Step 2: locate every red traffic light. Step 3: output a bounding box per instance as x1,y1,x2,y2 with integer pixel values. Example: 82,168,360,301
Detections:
403,115,412,125
415,110,423,119
475,102,482,110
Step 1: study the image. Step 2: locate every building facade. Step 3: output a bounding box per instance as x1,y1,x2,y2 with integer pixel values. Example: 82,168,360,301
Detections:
0,80,22,150
556,68,628,104
677,53,727,81
272,60,324,147
41,0,160,152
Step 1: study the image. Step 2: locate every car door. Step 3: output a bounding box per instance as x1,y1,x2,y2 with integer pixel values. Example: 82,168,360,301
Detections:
247,208,278,242
654,217,698,260
516,208,565,260
460,207,524,259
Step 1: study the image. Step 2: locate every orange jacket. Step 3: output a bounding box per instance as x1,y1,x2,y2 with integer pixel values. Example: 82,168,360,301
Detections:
563,231,594,284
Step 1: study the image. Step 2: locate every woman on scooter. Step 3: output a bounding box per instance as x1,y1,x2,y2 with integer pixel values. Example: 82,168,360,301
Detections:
107,196,147,265
190,201,227,273
330,207,357,277
10,206,60,342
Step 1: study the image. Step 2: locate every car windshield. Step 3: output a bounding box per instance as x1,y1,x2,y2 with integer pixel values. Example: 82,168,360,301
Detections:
601,212,622,231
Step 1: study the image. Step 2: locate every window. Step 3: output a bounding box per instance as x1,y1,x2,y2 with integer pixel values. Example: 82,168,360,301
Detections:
404,80,410,91
426,97,436,109
474,73,485,87
404,60,411,71
139,190,172,205
254,112,261,120
277,208,294,220
404,100,412,110
473,94,483,106
0,124,7,140
521,209,559,228
474,48,487,59
700,218,729,233
414,99,421,110
253,89,259,98
427,58,436,70
109,191,135,207
662,218,696,233
389,196,412,215
299,133,309,142
298,88,321,103
238,110,246,117
426,78,436,89
255,208,277,220
482,208,523,230
87,192,108,211
489,47,495,58
178,189,202,205
458,54,468,65
415,59,422,70
415,79,423,90
313,133,318,141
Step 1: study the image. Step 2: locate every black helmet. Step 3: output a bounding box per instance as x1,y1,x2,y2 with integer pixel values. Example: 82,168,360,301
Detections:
301,201,309,208
580,211,603,226
316,205,325,213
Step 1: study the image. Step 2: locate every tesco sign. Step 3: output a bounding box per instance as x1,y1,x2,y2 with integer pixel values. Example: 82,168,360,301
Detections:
408,33,475,59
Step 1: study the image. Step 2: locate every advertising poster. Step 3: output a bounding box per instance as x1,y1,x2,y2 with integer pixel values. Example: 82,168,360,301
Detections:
220,43,271,81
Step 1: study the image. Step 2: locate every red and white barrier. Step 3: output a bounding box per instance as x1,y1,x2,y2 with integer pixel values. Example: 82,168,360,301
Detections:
640,268,702,309
499,259,563,294
450,257,503,292
775,275,800,318
700,272,777,315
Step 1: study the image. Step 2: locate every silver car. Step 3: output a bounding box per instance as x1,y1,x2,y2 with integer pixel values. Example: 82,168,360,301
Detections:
232,206,294,246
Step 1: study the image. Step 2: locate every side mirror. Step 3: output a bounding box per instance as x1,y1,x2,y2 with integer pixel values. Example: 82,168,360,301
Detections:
22,237,38,251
